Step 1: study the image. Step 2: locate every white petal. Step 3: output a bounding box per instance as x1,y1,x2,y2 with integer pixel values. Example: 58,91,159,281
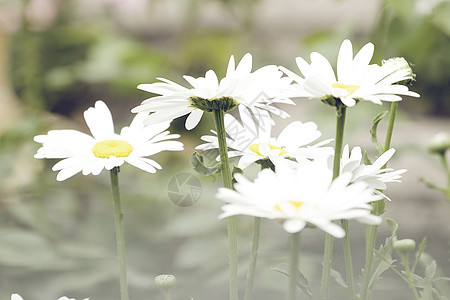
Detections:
282,219,306,233
83,101,115,140
185,109,204,130
337,39,353,82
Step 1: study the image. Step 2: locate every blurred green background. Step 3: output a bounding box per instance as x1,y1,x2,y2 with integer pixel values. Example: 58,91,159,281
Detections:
1,0,449,299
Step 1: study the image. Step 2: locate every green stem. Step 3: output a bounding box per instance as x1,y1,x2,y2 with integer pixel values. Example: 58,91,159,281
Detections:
440,154,450,187
163,289,171,300
213,109,238,300
400,255,420,300
244,217,261,300
383,102,398,153
110,167,130,300
321,103,347,300
288,232,300,300
341,220,355,300
361,102,398,299
360,224,378,299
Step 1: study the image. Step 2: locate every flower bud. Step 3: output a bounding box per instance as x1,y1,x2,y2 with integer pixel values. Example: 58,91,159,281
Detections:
428,132,450,155
154,274,176,290
393,239,416,255
381,57,415,83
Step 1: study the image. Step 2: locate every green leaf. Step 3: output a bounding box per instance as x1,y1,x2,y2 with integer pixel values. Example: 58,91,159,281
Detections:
370,111,389,155
363,150,372,165
412,237,427,273
367,219,398,293
190,152,220,176
270,263,314,299
330,267,348,289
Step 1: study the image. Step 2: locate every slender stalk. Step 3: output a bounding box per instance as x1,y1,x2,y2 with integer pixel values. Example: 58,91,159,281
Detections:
109,167,130,300
440,154,450,186
383,102,398,152
288,232,300,300
361,102,398,299
400,255,420,300
244,217,261,300
213,109,238,300
321,104,347,300
341,220,355,299
162,290,171,300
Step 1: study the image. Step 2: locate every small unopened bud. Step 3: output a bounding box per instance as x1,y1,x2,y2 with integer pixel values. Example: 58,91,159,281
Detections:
394,239,416,255
154,274,176,290
428,132,450,155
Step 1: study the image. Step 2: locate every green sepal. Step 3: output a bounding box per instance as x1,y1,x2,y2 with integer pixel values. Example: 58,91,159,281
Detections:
363,150,372,165
370,111,389,155
255,158,275,171
231,166,243,186
371,199,386,216
190,152,220,176
189,96,238,113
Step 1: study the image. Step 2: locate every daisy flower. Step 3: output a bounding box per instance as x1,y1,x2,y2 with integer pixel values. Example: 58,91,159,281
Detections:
34,100,184,181
216,161,382,237
196,109,332,169
132,53,293,130
280,39,419,107
11,295,89,300
339,145,406,191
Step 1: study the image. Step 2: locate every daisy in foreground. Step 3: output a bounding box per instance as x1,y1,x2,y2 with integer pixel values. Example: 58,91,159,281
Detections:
280,39,419,107
132,53,292,130
216,161,382,237
34,100,184,181
196,110,332,169
11,295,88,300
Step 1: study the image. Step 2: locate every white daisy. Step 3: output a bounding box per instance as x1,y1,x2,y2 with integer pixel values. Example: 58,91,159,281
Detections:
280,39,419,107
196,108,332,169
216,161,382,237
132,53,293,130
11,295,89,300
34,100,184,181
339,145,406,191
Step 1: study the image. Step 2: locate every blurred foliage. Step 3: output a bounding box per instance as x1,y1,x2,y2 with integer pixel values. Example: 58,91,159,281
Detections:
372,0,450,115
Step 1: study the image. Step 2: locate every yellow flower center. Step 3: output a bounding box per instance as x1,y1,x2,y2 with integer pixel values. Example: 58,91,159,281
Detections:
92,140,133,158
274,200,304,214
248,143,288,156
332,83,360,95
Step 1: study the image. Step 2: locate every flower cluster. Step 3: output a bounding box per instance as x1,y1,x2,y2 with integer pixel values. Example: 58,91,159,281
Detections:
32,39,418,299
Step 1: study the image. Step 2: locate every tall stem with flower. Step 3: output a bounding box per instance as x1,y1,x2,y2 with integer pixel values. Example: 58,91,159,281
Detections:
212,107,239,300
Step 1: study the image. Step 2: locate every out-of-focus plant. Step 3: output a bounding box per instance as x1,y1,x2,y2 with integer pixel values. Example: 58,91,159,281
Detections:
372,0,450,115
421,132,450,202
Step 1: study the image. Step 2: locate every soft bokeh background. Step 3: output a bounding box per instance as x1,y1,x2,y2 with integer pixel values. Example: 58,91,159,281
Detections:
1,0,449,299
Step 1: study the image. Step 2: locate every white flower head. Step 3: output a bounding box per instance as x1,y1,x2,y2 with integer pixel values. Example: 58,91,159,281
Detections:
216,161,382,237
196,107,332,169
280,39,419,107
339,145,406,192
133,53,293,130
34,100,184,181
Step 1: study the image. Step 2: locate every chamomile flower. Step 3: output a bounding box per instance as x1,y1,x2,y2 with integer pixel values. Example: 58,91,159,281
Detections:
196,108,332,169
280,39,419,107
34,100,183,181
11,295,89,300
339,145,406,191
132,53,293,130
216,161,382,237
